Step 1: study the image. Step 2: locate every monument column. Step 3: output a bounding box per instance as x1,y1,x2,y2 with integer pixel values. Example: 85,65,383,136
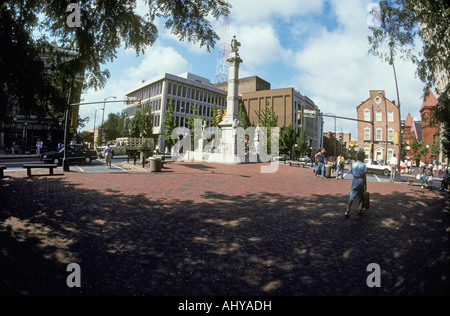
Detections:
218,36,243,161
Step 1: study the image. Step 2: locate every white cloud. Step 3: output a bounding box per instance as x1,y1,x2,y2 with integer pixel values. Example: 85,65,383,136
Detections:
289,0,425,140
228,0,325,25
80,45,190,129
230,23,293,72
126,45,190,81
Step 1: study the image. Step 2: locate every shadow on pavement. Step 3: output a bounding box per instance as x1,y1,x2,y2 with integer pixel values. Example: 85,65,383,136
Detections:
0,175,448,296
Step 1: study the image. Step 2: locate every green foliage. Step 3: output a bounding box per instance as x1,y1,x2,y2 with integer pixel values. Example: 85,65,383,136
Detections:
280,124,296,157
1,0,230,129
254,101,278,154
163,98,176,149
368,0,450,155
296,126,308,157
130,105,153,138
238,102,250,129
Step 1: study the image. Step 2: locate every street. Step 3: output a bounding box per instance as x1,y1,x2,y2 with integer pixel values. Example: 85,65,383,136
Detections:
0,156,413,184
0,155,130,173
0,161,448,296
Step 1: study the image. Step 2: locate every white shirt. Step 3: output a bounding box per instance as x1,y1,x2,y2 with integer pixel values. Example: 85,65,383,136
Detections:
390,156,397,166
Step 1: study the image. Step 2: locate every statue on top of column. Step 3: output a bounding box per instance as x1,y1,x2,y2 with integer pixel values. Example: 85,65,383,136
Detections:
231,35,241,53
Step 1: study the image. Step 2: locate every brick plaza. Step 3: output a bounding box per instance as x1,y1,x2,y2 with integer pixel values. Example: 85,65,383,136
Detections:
0,162,448,296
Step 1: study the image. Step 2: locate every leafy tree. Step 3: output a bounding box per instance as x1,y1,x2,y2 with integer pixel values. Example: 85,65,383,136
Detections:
130,105,153,138
211,102,222,127
368,0,450,155
296,126,308,158
280,124,296,158
1,0,231,124
238,102,250,129
163,98,176,150
254,101,278,154
77,130,94,148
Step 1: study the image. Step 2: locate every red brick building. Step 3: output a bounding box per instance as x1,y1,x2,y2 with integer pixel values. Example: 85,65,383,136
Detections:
420,89,440,163
356,90,400,162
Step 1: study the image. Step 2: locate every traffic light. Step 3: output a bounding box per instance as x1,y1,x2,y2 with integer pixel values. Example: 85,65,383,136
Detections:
216,109,221,123
394,131,400,145
297,110,302,121
137,99,141,108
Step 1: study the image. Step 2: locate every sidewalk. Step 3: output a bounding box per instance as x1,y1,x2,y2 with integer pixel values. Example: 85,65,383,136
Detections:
0,153,40,159
0,162,448,296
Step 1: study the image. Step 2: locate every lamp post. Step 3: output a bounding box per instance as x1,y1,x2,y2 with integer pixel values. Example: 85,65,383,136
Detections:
390,42,402,181
101,96,116,144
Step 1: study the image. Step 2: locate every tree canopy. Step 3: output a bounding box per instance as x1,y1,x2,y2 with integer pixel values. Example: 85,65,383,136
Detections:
1,0,231,121
368,0,450,155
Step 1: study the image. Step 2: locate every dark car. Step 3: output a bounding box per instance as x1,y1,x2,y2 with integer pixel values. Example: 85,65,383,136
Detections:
41,144,98,165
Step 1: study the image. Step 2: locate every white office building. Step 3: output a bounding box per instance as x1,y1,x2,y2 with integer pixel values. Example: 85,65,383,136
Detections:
125,72,228,149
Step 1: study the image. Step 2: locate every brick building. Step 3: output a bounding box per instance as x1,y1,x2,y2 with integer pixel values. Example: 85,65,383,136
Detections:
420,89,440,163
356,90,400,162
403,113,422,160
240,86,323,156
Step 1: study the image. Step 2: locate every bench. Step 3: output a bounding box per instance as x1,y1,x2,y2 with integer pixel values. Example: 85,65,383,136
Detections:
23,164,58,177
0,165,6,178
287,161,307,168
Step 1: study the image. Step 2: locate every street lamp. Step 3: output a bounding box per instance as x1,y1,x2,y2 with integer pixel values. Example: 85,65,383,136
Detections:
101,96,116,144
389,42,402,181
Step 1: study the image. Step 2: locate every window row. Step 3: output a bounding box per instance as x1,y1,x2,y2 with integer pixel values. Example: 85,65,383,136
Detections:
364,128,395,141
130,83,163,101
364,110,395,122
173,116,214,128
167,82,226,107
169,99,225,118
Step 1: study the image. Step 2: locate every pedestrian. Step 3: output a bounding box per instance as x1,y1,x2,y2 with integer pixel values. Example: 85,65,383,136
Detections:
314,148,326,179
440,168,449,191
345,151,368,217
36,139,42,155
420,166,433,188
336,154,345,179
407,159,412,174
104,144,112,169
389,153,397,182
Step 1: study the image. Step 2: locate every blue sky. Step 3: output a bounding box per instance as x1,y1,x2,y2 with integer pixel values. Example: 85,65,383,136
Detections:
80,0,428,142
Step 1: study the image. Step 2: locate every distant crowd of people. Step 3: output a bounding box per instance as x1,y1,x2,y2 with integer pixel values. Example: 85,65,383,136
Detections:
311,148,449,217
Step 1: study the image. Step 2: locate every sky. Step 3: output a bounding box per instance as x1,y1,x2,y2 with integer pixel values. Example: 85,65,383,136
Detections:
79,0,430,142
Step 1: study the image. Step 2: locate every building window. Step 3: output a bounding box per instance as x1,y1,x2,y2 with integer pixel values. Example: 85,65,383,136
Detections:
364,128,370,141
388,129,394,142
376,128,382,141
364,110,370,121
388,111,394,122
376,111,382,122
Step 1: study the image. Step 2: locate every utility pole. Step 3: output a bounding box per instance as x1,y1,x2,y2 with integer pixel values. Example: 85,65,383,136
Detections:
390,42,402,181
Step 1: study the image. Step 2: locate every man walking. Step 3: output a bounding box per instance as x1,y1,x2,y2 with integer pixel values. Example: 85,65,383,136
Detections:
389,153,397,182
314,149,326,179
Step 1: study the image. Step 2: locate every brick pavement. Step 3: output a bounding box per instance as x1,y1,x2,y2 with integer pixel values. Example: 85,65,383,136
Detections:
0,162,448,296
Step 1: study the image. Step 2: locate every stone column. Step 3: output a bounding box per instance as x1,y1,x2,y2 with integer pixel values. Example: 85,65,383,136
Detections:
219,36,243,161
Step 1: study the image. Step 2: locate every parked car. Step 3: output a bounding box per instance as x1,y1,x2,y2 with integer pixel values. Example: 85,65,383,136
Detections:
366,160,391,176
41,144,98,165
298,156,311,163
274,154,289,161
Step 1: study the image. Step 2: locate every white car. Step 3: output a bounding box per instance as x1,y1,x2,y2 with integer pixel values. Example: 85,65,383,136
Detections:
366,160,391,176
